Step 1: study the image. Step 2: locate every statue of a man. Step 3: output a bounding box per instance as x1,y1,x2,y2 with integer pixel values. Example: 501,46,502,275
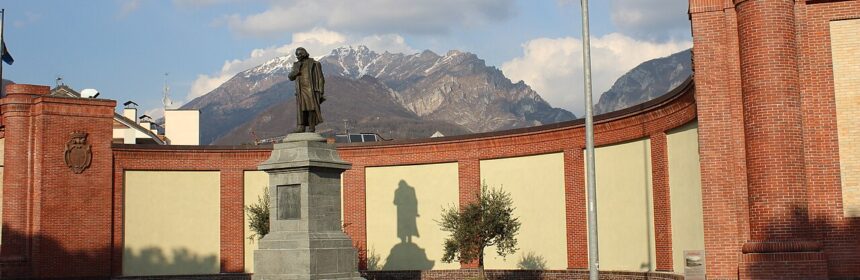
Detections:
288,47,325,133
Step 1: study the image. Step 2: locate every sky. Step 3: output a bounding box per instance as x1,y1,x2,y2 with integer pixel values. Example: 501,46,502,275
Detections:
1,0,692,117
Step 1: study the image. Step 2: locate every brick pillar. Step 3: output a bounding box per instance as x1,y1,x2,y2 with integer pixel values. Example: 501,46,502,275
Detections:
458,159,480,269
342,165,367,269
220,169,245,272
0,84,47,277
563,148,587,269
734,0,827,278
649,133,673,271
689,1,749,278
737,0,809,244
0,85,117,278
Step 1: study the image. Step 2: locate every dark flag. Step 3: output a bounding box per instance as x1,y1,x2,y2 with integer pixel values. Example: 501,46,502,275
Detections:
1,41,13,65
1,9,10,66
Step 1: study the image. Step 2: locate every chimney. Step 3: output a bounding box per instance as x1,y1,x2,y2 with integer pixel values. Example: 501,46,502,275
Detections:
123,101,139,123
139,115,156,134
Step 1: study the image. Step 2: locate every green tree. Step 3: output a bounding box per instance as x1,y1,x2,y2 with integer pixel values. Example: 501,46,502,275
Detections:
438,183,521,279
246,187,270,241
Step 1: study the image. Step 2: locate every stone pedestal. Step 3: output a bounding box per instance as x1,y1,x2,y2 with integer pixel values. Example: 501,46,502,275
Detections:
253,133,363,280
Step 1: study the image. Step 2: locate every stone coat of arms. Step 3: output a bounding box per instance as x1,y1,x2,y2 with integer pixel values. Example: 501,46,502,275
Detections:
64,131,92,174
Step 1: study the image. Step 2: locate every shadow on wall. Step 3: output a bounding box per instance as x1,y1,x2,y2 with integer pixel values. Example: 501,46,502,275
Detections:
0,226,112,278
0,226,220,278
744,204,860,278
517,251,547,270
123,247,218,276
381,180,434,270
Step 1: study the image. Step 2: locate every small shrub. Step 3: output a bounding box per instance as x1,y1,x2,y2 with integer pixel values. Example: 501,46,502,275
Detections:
246,187,270,241
366,247,383,270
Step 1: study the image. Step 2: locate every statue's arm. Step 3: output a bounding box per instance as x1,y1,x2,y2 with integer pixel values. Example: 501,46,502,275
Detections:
288,61,301,81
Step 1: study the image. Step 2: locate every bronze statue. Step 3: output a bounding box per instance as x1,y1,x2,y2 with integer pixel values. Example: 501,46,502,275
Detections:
288,47,325,133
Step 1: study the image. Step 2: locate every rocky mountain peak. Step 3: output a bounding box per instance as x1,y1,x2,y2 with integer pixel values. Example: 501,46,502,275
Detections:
242,54,295,79
183,45,577,144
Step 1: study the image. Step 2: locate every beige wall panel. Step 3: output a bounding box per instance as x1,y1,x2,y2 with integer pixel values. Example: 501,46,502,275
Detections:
667,121,705,274
592,139,656,271
124,171,220,276
481,153,567,270
244,171,269,273
831,19,860,217
366,163,460,270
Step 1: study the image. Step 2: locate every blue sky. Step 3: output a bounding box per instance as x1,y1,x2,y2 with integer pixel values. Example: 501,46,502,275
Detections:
2,0,691,116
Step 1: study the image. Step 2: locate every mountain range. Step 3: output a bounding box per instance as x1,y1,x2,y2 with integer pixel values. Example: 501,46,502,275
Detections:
181,46,692,145
184,46,575,144
594,49,692,114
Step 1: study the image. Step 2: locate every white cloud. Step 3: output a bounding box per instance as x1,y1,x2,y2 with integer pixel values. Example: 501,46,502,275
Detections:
501,33,691,115
142,107,165,121
610,0,690,41
13,12,42,28
186,28,416,101
117,0,141,18
172,0,234,8
225,0,514,37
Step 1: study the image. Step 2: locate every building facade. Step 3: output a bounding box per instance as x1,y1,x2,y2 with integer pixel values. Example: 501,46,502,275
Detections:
0,0,858,279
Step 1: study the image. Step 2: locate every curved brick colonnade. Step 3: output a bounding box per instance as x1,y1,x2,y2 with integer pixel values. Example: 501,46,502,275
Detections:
337,78,697,273
0,77,696,279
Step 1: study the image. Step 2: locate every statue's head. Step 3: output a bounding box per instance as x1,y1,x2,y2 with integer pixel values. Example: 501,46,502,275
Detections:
296,47,309,60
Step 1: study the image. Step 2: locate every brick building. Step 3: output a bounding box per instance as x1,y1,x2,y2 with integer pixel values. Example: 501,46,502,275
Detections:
0,0,858,279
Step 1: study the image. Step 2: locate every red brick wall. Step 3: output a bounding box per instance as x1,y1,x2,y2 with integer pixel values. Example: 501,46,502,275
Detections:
687,4,749,278
797,1,860,278
457,159,480,269
563,148,587,269
0,85,45,275
736,0,809,243
689,0,860,278
1,84,117,278
111,146,270,276
361,269,684,280
649,133,673,272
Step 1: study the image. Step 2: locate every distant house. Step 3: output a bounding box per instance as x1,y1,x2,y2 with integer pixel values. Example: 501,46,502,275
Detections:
50,85,199,145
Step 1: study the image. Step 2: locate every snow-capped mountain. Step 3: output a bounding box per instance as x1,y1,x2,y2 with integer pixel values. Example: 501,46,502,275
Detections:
182,45,576,144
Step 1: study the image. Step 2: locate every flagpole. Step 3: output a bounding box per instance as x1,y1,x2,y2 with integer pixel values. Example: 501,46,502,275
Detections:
579,1,599,280
1,9,5,95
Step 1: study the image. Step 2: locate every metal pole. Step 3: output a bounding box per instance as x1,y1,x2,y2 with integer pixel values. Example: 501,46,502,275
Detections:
579,1,599,280
1,9,5,96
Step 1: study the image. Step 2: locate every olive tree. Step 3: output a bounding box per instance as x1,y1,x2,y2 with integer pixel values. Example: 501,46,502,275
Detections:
438,183,521,278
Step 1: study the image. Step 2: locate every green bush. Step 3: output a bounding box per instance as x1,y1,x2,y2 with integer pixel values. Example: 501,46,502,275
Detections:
246,187,270,241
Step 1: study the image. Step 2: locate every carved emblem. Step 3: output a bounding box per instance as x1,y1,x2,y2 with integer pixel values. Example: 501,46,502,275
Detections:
64,131,92,174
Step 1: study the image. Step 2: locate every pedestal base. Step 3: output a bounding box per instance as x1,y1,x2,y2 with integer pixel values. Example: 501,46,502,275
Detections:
253,133,364,280
252,232,363,280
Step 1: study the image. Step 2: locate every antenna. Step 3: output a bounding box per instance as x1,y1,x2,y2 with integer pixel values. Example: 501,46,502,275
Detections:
162,72,172,110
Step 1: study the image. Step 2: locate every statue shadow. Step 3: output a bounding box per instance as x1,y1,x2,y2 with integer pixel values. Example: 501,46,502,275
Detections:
380,180,434,270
